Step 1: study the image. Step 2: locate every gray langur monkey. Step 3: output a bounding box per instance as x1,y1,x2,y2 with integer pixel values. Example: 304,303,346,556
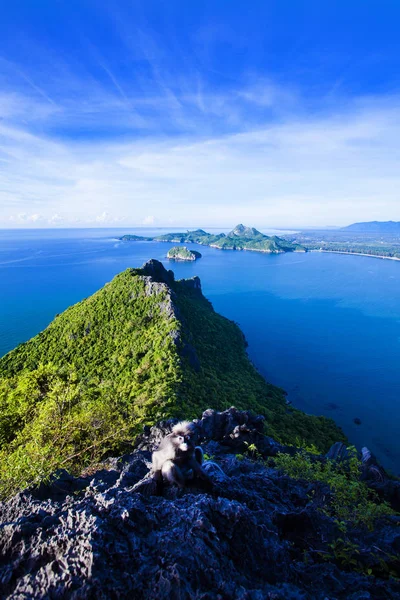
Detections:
152,421,212,490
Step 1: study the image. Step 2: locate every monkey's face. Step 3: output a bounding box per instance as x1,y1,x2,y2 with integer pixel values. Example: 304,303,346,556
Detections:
173,430,195,454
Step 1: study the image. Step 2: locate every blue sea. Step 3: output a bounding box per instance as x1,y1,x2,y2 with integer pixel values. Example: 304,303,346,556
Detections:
1,228,400,474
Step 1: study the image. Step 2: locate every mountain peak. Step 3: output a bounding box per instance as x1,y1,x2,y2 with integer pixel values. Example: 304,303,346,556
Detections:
228,224,263,238
189,228,207,235
140,259,175,285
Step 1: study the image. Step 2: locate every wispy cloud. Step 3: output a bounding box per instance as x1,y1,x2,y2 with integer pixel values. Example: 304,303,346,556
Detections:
2,86,400,227
1,14,400,229
142,215,155,225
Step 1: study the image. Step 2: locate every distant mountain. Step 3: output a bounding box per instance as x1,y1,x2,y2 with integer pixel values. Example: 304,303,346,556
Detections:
342,221,400,233
120,224,306,254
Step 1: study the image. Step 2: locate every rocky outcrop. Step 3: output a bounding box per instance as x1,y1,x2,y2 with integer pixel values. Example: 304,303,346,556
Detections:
140,258,175,286
138,261,202,371
1,408,399,599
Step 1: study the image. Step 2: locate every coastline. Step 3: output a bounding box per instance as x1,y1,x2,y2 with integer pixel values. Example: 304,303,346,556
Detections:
311,249,400,261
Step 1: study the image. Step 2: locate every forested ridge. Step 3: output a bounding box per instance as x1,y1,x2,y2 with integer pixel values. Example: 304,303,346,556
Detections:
0,260,344,497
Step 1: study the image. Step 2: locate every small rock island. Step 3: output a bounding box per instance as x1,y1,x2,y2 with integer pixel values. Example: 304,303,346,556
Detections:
167,246,202,261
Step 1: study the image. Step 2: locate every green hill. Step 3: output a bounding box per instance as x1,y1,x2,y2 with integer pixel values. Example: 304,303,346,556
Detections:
167,246,202,261
0,260,344,497
120,224,306,253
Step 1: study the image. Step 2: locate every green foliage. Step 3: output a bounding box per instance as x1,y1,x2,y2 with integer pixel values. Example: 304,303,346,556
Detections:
241,442,263,460
275,448,394,529
0,269,182,496
0,265,343,497
318,537,400,579
275,449,400,578
202,453,215,461
326,538,362,569
289,439,321,455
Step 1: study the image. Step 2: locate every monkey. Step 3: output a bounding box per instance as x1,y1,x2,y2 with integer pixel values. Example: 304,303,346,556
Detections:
152,421,212,491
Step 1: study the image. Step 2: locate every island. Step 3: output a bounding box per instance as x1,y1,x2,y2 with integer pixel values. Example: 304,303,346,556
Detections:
119,223,306,254
167,246,202,261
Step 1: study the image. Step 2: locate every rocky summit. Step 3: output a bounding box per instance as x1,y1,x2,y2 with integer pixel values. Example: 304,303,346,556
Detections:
1,408,399,599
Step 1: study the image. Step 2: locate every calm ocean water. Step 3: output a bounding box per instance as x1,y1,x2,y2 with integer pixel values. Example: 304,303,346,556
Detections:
1,228,399,473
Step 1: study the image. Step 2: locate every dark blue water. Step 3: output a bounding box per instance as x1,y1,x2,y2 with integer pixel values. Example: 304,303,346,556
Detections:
1,228,400,473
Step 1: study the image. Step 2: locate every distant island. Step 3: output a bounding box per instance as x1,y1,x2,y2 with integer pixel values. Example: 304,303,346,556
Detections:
167,246,202,261
120,223,306,254
342,221,400,233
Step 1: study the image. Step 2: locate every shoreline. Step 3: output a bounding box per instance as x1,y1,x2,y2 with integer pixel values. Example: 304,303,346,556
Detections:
311,249,400,261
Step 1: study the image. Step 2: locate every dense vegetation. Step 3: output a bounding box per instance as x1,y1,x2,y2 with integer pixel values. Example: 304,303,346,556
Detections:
0,260,344,498
274,449,398,579
275,449,394,529
120,223,306,254
167,246,202,261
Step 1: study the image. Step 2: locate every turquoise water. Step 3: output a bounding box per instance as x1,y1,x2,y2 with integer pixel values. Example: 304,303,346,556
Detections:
1,228,400,473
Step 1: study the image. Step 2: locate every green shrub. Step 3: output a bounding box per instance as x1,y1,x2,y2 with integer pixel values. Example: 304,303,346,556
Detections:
275,448,395,529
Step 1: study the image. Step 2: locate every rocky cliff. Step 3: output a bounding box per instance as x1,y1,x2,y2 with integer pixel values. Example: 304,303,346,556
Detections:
0,408,399,599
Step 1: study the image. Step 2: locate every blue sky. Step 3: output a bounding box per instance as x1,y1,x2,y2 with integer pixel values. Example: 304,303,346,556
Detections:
1,0,400,228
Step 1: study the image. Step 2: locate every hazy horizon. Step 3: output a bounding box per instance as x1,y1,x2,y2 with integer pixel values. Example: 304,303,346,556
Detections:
0,222,357,232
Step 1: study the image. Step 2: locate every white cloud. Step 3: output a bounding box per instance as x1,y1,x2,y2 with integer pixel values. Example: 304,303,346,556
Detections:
95,211,111,223
49,213,63,224
7,213,45,224
1,81,400,227
92,211,126,225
